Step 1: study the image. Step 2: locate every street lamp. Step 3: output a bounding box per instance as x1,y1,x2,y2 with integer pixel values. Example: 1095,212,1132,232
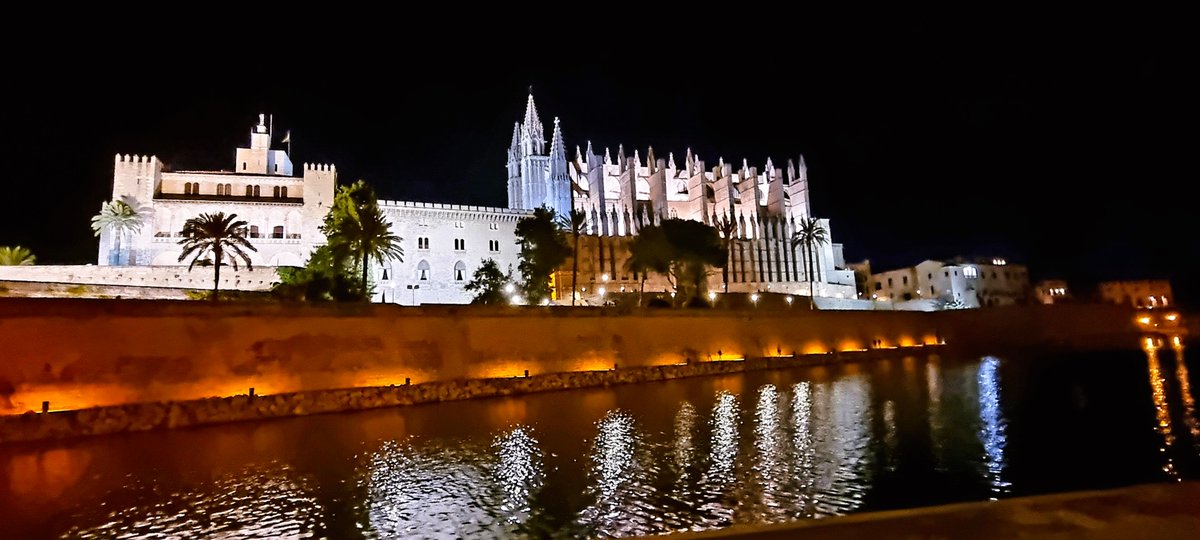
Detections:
750,293,760,306
406,284,420,305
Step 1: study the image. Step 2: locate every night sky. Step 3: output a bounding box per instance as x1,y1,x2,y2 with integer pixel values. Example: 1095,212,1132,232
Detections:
1,16,1194,303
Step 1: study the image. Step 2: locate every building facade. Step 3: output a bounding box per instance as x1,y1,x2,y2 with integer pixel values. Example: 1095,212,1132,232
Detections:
508,93,858,301
1099,280,1173,308
870,257,1030,308
1034,279,1070,304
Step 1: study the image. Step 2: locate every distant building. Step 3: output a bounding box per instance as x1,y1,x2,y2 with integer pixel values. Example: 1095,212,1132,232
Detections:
1099,280,1173,309
870,257,1030,308
845,260,872,300
1034,279,1070,304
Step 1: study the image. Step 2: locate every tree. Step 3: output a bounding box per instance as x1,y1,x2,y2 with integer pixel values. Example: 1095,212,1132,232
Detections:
625,225,670,306
322,180,404,297
558,209,588,305
91,196,150,265
715,215,739,294
0,246,36,266
791,216,829,308
628,219,724,306
177,212,257,301
514,206,571,304
272,244,366,302
464,258,511,305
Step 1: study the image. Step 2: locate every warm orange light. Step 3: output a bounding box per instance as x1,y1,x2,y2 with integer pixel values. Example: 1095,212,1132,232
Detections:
1165,314,1178,322
1137,316,1151,325
802,342,828,355
898,336,917,347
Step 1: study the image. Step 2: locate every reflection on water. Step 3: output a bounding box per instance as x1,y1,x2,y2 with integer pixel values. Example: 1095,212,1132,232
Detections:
6,349,1200,539
1144,342,1178,479
977,356,1009,496
65,462,322,539
494,427,543,522
1172,343,1200,451
926,359,946,470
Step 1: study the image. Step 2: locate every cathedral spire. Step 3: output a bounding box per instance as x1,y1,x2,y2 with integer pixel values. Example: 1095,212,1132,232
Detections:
549,117,566,160
521,92,546,156
509,122,521,152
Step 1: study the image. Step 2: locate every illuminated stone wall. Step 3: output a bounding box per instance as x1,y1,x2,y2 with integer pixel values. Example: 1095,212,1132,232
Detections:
0,299,1140,416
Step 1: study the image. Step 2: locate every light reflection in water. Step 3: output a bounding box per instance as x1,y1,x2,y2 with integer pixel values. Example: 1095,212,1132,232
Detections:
977,356,1010,496
673,401,697,481
576,409,658,538
883,400,899,472
810,375,875,516
65,462,321,539
749,384,786,521
790,381,816,518
493,426,544,522
1171,342,1200,450
926,359,945,470
1143,343,1178,479
707,391,740,487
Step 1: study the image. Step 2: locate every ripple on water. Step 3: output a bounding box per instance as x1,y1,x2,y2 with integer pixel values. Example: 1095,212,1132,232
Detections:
62,462,322,539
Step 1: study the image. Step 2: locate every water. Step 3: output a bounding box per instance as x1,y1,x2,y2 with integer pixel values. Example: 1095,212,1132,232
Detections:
2,345,1198,539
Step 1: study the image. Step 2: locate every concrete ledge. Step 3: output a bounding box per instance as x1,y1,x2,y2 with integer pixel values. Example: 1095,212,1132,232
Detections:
0,347,902,444
663,482,1200,539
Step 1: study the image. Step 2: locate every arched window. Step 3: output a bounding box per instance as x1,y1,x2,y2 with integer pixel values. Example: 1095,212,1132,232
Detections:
184,182,193,195
272,225,284,239
704,185,715,202
417,260,431,281
253,185,261,197
281,186,288,198
454,261,466,282
224,183,232,195
246,185,254,197
217,184,226,196
249,225,260,238
273,186,281,198
381,268,390,281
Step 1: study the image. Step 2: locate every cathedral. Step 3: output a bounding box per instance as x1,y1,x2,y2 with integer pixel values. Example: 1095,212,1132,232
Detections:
93,94,857,304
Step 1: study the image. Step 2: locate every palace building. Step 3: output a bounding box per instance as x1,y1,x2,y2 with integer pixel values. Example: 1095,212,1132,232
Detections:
83,94,858,304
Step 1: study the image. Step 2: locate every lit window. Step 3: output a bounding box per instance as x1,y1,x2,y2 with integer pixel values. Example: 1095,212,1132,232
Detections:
964,266,978,278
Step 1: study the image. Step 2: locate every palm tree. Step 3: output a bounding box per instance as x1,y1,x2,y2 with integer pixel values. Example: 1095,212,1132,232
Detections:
177,212,258,300
0,246,36,266
328,204,404,296
791,216,829,309
91,197,150,265
559,209,588,306
715,215,739,294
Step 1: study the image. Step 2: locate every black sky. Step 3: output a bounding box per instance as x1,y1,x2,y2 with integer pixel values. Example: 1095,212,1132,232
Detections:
1,15,1194,303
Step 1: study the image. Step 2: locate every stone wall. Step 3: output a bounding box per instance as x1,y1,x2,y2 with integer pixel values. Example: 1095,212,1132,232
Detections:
0,265,278,293
0,299,1144,420
0,351,862,443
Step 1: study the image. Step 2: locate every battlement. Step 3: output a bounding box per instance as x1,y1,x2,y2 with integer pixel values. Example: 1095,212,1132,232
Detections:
379,199,532,216
303,163,336,172
114,154,160,167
